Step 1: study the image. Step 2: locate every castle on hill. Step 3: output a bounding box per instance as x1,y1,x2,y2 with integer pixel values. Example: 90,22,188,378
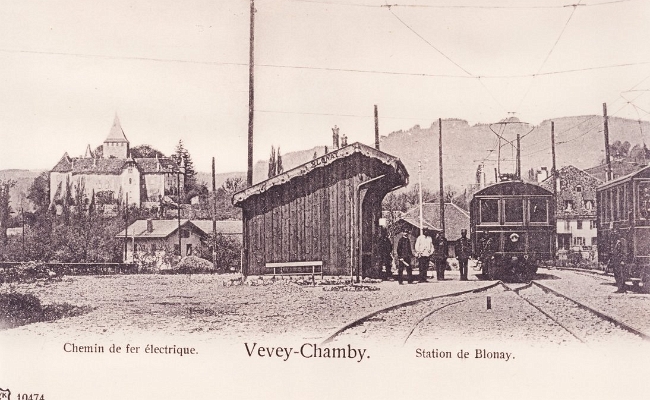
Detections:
49,115,183,208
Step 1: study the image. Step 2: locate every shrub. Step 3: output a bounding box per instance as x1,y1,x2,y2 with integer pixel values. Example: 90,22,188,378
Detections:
171,255,216,274
0,292,43,329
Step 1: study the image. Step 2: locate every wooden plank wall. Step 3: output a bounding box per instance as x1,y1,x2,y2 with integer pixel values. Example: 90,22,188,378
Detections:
243,155,392,276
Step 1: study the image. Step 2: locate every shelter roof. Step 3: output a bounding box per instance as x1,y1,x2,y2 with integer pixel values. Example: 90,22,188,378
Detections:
597,164,650,191
232,142,408,206
116,219,194,239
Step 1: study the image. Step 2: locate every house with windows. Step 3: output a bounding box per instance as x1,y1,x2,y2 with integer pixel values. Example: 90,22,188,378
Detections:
540,165,602,256
115,219,242,266
49,115,182,209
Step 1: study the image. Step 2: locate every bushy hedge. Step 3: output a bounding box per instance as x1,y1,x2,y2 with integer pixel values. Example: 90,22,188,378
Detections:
0,292,90,330
0,261,60,284
168,256,216,274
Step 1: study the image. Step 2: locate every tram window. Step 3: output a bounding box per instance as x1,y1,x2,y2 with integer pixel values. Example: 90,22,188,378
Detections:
638,182,650,219
504,198,523,223
619,188,625,220
529,198,548,223
480,199,499,223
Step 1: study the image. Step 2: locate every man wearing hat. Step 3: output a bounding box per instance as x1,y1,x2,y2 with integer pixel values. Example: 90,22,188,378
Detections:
415,228,434,282
396,228,414,284
457,229,471,281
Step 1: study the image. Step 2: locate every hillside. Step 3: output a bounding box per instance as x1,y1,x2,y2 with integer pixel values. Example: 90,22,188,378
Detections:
0,169,45,212
3,115,649,210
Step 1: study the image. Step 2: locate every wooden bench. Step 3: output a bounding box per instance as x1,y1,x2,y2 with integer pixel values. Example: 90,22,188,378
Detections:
266,261,324,279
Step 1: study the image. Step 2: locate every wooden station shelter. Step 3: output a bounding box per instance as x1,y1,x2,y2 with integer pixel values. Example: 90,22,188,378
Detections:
232,142,409,278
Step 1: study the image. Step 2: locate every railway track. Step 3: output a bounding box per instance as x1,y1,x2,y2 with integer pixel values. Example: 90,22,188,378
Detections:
323,279,650,346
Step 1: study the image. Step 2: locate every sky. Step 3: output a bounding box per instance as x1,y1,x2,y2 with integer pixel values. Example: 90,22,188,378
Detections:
1,0,649,174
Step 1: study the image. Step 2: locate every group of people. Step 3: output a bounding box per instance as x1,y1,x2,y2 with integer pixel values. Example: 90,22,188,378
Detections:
378,227,471,284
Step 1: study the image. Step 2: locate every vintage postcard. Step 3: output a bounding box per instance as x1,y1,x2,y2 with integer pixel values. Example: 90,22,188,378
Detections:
1,1,650,399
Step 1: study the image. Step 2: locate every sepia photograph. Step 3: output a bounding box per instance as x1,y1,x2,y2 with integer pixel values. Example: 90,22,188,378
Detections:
1,1,650,399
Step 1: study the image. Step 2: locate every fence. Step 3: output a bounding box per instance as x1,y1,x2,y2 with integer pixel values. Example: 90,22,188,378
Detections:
0,262,138,276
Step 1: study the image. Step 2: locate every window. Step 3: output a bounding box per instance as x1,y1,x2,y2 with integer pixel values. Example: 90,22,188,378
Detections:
480,199,499,223
577,220,583,230
564,200,574,211
591,237,597,246
639,182,650,219
590,220,597,229
564,220,570,231
529,198,548,223
576,185,582,193
584,200,593,210
572,237,585,246
186,244,193,256
174,244,180,255
504,198,523,223
129,178,132,184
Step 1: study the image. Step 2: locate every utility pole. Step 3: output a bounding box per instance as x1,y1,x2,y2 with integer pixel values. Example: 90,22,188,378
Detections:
21,198,24,259
516,133,521,180
212,157,217,269
497,136,501,179
551,121,557,268
374,105,380,150
177,171,182,258
603,102,612,181
418,161,423,236
124,192,128,262
246,0,256,187
438,118,445,237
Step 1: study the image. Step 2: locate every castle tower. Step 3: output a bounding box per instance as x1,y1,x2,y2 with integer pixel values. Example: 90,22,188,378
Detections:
103,114,129,158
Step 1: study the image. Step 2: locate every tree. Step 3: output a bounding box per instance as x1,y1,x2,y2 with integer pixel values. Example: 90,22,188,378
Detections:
173,140,198,197
130,144,166,158
277,147,284,175
27,172,50,215
222,177,244,195
268,146,277,178
0,180,16,244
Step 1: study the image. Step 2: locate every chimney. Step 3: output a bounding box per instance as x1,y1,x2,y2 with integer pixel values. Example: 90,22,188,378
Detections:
332,125,340,149
341,133,348,147
146,219,153,233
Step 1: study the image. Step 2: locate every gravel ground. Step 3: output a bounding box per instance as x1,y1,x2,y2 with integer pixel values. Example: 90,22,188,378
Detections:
0,272,489,342
2,267,649,346
409,289,580,346
536,268,650,336
517,284,644,344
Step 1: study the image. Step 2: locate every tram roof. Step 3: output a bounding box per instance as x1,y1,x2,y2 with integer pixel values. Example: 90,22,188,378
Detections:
598,164,650,191
473,180,553,197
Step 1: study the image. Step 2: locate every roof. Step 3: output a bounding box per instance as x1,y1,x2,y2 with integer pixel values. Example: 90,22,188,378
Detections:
51,153,72,173
70,158,134,175
401,202,470,241
584,160,646,182
191,220,243,235
115,219,242,239
134,158,180,173
598,164,650,191
116,219,194,239
232,142,408,206
104,114,129,143
474,180,552,197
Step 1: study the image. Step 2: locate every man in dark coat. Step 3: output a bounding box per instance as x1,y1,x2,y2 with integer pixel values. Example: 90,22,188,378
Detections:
457,229,471,281
434,233,448,280
377,227,393,280
396,228,414,284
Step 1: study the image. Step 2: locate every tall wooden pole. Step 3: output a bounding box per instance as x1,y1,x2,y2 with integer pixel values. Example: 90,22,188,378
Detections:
374,105,380,150
551,121,557,267
177,171,182,258
603,102,612,181
212,157,217,268
516,133,521,180
418,161,423,236
246,0,256,187
438,118,445,237
124,192,128,262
